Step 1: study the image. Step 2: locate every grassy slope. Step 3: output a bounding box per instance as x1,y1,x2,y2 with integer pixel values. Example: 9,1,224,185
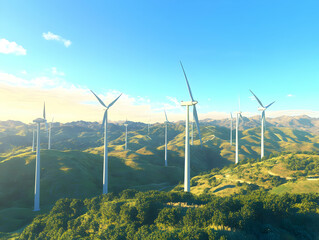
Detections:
0,148,185,232
176,153,319,196
1,122,319,234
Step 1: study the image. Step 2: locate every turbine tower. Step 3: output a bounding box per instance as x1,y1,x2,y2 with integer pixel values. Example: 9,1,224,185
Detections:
32,127,35,152
180,62,202,192
91,90,122,194
235,99,243,164
164,110,169,167
124,120,128,151
230,112,233,146
249,90,275,159
48,117,54,150
32,102,47,211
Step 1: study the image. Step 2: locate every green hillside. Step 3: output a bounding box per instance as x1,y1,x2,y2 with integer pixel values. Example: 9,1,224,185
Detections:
1,120,319,165
176,152,319,196
13,152,319,240
0,148,186,232
17,189,319,240
1,119,319,236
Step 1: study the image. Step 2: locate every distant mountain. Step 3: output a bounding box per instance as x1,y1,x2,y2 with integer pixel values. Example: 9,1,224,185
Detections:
203,115,319,134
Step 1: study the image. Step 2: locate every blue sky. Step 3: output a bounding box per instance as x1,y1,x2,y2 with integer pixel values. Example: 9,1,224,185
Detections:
0,1,318,122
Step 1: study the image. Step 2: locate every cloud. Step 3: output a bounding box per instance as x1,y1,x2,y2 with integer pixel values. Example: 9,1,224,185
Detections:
51,67,65,76
1,71,318,123
42,32,72,47
21,70,27,75
249,96,256,101
0,38,26,55
287,94,294,97
0,71,160,123
0,72,66,89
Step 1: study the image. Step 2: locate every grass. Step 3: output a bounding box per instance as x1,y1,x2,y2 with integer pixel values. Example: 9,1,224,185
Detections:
1,122,319,233
174,153,319,196
272,179,319,194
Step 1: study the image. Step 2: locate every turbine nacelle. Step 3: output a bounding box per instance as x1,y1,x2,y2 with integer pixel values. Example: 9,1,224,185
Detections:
181,100,198,106
258,107,266,111
33,118,46,123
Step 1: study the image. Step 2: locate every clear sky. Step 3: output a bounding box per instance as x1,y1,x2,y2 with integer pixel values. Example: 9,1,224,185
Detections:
0,0,318,123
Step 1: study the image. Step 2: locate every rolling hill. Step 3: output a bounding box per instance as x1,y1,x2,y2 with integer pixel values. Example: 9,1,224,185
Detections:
1,117,319,236
175,152,319,196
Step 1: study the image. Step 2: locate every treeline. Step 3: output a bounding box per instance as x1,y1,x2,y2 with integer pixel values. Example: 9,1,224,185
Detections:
239,151,319,165
20,189,319,240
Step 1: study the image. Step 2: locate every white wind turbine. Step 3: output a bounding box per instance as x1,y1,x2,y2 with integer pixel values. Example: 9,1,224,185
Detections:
230,112,233,146
32,102,47,211
250,90,275,159
164,110,170,167
32,127,35,152
124,120,128,151
180,62,202,192
91,90,122,194
48,117,54,150
235,99,243,164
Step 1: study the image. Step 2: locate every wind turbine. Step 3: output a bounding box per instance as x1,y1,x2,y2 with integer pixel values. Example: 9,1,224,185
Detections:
32,102,47,211
32,127,35,152
124,120,128,151
164,110,169,167
180,62,202,192
230,112,233,145
249,90,275,159
90,90,122,194
48,117,54,150
235,99,243,164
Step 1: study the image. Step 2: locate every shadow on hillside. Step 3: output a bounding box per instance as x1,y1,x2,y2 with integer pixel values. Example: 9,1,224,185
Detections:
213,184,235,193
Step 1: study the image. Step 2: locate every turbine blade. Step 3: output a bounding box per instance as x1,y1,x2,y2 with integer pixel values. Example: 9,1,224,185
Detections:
102,110,107,127
164,110,168,122
265,101,275,109
45,121,48,135
249,89,264,108
193,106,203,146
90,90,107,108
107,93,122,108
180,61,194,101
43,102,46,119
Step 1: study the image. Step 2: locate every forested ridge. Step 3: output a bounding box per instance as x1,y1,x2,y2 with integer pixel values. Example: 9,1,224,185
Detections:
19,189,319,239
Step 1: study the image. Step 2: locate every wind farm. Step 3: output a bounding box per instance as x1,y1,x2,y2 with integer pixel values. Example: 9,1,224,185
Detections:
1,1,319,239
